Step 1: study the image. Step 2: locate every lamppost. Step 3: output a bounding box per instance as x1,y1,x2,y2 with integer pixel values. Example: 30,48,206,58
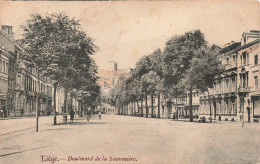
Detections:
34,87,49,132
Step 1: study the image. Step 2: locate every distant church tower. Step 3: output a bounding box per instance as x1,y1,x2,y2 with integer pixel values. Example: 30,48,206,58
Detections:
108,61,118,72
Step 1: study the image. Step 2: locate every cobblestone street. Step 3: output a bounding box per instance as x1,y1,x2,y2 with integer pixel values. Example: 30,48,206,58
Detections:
1,115,260,164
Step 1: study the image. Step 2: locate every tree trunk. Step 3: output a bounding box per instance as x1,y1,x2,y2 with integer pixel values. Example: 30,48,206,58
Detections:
64,87,68,114
176,97,178,120
145,94,148,117
189,87,193,122
158,94,160,118
137,100,139,114
53,84,57,125
141,98,144,116
207,90,212,123
125,104,126,115
151,94,154,118
134,100,137,116
81,103,83,117
70,93,73,113
131,101,133,116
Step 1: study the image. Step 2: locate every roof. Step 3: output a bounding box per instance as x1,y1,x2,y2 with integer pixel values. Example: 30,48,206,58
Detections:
220,42,241,54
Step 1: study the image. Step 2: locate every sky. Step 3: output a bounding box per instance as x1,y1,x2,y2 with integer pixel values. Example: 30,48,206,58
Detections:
0,1,259,71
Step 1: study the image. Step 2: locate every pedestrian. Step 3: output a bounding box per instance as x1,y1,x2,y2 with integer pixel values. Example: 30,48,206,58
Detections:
3,108,7,118
87,114,90,122
70,110,75,123
99,111,101,120
20,109,24,117
86,110,90,122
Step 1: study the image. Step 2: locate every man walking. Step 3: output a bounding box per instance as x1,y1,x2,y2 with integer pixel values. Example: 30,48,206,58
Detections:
99,111,101,120
70,110,75,123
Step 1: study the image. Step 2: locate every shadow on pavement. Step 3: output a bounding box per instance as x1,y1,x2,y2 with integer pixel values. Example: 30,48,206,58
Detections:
45,128,71,131
0,145,52,157
170,119,236,124
57,122,107,125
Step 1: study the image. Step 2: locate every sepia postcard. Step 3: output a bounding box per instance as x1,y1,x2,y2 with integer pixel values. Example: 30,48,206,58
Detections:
0,1,260,164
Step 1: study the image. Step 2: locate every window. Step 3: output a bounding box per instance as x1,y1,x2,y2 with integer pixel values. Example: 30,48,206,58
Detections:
255,76,258,90
242,52,249,66
240,72,248,88
226,79,229,92
5,62,8,73
3,61,5,73
5,80,7,93
233,55,236,66
0,59,2,72
0,79,2,92
22,73,25,86
226,57,229,64
32,80,34,92
255,55,258,65
14,51,18,60
17,74,20,85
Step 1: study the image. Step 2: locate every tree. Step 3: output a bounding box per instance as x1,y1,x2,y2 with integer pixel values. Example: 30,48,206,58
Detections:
163,30,206,122
21,13,97,124
182,46,223,122
131,49,163,117
140,71,162,118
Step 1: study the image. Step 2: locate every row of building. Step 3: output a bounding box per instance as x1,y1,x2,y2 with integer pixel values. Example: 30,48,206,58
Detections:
0,25,85,117
108,30,259,122
199,30,259,122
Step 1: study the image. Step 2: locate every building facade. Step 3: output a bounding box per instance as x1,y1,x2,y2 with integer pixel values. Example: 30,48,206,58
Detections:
10,43,53,116
199,30,259,122
237,31,260,122
0,25,54,117
0,25,14,117
98,61,129,114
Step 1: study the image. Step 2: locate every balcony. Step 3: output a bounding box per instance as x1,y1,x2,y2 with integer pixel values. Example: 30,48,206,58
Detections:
238,86,251,93
15,85,24,91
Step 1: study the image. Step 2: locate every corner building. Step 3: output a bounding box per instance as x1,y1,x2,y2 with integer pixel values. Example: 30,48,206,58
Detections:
199,30,259,122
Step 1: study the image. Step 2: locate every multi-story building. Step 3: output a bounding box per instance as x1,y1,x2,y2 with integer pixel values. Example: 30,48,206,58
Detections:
237,31,259,122
0,25,89,117
0,45,9,117
12,42,53,116
98,61,129,114
199,30,259,122
0,25,15,117
200,42,239,121
0,25,54,117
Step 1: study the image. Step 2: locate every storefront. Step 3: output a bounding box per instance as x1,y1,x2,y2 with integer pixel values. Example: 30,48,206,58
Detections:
0,98,7,117
252,96,260,118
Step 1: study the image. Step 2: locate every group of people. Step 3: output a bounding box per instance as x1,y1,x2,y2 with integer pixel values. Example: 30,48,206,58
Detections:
69,110,102,123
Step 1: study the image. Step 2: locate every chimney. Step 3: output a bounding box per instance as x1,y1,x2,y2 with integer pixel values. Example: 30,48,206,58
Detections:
114,62,117,71
1,25,13,34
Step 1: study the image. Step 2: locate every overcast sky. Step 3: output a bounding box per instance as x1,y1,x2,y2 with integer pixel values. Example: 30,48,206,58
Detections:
0,1,259,71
